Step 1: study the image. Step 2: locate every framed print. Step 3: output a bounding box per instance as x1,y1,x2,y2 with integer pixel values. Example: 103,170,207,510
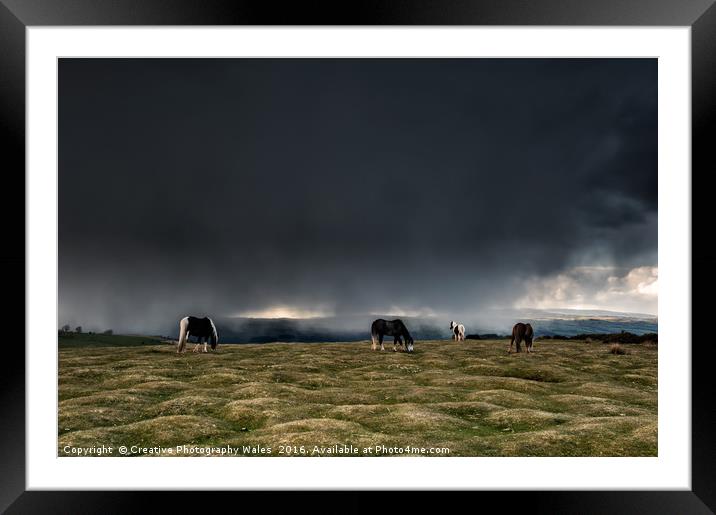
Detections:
3,0,713,512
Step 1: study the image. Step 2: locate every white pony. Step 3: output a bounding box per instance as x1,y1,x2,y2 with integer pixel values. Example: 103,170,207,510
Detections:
449,320,466,342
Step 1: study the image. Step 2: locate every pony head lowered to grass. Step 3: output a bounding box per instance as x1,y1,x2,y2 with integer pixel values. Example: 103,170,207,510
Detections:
508,322,534,354
176,316,218,353
371,319,414,353
449,321,466,342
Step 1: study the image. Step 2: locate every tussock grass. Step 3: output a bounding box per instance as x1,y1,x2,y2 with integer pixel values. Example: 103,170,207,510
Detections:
58,338,657,456
610,343,628,355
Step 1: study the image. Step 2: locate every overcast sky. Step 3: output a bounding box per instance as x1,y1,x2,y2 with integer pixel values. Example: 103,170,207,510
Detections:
59,58,657,332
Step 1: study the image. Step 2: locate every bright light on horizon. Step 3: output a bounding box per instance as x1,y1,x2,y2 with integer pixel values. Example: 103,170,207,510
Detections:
515,265,658,316
370,306,439,318
234,306,334,319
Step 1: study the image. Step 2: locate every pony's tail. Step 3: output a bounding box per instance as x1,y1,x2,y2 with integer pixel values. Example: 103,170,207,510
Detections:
209,318,219,350
177,317,188,353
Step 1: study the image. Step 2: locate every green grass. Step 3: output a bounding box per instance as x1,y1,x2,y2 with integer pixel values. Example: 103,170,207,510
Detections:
58,336,657,457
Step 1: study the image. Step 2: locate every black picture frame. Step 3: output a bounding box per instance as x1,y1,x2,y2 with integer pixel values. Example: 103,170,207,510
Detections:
3,1,713,512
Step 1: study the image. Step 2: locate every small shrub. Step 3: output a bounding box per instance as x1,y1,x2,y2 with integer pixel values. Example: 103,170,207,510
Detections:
609,343,628,355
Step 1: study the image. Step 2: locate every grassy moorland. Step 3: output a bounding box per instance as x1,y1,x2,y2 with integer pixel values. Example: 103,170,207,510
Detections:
58,336,657,457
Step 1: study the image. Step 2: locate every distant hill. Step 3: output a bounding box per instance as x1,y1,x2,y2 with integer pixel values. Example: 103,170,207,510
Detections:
77,308,657,344
192,309,657,343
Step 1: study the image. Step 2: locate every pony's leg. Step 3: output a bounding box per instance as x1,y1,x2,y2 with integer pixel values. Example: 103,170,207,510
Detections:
371,334,377,351
379,334,385,351
516,337,522,353
508,336,514,354
203,341,208,353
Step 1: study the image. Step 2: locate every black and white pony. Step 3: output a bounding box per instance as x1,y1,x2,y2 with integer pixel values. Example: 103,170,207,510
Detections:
449,321,465,341
370,319,414,353
177,316,219,353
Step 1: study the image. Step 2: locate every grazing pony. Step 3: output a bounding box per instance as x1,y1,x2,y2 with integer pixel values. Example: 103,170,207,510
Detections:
371,319,414,353
177,316,219,353
508,322,534,354
449,321,466,342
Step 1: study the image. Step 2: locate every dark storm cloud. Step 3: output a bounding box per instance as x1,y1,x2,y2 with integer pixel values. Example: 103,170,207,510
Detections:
59,58,657,332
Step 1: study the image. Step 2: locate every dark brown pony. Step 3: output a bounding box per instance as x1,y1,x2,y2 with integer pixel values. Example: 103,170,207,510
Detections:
508,322,534,354
371,319,414,352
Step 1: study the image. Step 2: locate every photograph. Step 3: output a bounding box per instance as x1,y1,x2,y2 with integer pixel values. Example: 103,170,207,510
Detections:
58,57,658,458
1,0,710,505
